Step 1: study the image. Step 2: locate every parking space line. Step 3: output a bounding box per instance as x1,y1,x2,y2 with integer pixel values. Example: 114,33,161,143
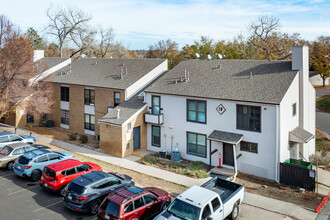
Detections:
7,185,39,196
33,200,62,213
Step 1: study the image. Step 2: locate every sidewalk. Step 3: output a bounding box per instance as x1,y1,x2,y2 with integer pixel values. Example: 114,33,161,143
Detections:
0,124,318,220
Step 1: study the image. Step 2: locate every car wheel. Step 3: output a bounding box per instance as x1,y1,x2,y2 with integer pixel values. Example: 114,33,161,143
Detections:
89,200,100,215
31,170,42,182
230,203,239,220
6,161,14,170
59,185,66,197
160,200,170,211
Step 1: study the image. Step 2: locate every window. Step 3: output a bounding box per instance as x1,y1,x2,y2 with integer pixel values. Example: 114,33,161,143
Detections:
127,123,131,131
84,89,95,105
24,146,37,152
124,202,133,213
292,103,297,116
202,204,211,219
9,135,23,142
114,92,120,107
152,96,160,114
237,105,261,132
187,132,207,158
126,143,130,150
61,110,69,125
240,141,258,154
66,168,76,176
152,126,161,147
211,198,221,211
187,100,206,123
144,194,157,204
77,164,89,172
37,155,48,163
12,147,25,155
85,114,95,131
134,197,145,209
61,86,69,101
108,179,120,186
48,153,60,160
93,180,110,189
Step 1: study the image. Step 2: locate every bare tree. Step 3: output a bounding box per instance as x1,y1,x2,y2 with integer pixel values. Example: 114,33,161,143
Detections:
69,24,96,58
0,15,53,120
248,15,280,60
46,6,92,57
97,26,115,58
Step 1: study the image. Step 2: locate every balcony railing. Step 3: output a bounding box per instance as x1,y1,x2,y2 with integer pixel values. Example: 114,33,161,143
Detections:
145,112,164,125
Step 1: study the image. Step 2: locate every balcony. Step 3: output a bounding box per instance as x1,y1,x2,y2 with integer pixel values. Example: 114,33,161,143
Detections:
145,112,164,125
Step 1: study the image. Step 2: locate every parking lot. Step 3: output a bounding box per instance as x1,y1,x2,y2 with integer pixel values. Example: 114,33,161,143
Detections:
0,169,96,220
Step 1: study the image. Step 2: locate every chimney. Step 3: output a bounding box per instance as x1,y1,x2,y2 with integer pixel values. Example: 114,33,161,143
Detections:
32,50,44,62
292,46,309,129
116,109,120,119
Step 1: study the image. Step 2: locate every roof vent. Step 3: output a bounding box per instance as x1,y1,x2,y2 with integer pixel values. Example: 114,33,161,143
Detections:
125,66,128,75
93,61,98,65
250,71,253,80
117,109,120,119
60,71,68,76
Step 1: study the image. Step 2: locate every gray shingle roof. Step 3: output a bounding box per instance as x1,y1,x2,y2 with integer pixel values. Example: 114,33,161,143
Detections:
145,59,298,104
45,58,166,89
289,127,314,143
37,57,68,70
98,96,146,125
208,130,243,145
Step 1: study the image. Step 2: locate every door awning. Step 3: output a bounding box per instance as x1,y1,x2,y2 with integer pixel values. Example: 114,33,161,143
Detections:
208,130,243,145
289,127,314,143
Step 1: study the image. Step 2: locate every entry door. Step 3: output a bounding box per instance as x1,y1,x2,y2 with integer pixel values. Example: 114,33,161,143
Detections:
223,143,234,166
133,127,141,150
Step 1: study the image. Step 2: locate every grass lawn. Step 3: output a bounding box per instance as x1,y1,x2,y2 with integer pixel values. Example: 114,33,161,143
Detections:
317,95,330,112
315,130,330,152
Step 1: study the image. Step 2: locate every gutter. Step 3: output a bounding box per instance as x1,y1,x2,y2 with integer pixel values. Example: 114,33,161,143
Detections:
275,105,280,182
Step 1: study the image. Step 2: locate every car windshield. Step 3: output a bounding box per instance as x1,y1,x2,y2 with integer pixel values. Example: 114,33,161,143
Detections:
100,199,120,217
0,146,13,156
43,167,56,179
167,199,201,220
18,156,31,165
68,182,86,195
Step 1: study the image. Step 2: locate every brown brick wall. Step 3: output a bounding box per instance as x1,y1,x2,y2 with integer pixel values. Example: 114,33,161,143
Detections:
51,83,61,127
69,85,85,134
99,123,123,158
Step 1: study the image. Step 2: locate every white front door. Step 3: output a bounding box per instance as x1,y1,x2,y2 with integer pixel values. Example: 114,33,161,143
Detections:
211,142,222,167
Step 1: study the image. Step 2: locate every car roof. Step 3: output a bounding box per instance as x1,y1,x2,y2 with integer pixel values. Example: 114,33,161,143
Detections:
72,171,110,187
176,185,218,208
24,149,51,159
107,187,146,205
46,159,82,172
5,143,31,149
0,132,14,136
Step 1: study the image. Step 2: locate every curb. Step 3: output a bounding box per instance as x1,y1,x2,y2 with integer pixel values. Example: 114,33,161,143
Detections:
315,191,330,213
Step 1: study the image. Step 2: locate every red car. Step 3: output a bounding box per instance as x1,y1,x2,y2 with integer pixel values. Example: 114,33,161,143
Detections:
98,186,171,220
40,159,102,196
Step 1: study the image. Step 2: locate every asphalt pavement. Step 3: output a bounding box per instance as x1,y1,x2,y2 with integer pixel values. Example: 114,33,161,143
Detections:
315,88,330,137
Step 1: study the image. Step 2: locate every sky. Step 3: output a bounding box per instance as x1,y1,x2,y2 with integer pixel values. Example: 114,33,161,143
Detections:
0,0,329,50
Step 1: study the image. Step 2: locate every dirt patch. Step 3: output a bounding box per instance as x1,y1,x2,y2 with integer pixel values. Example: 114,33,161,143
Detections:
39,142,187,198
236,173,323,210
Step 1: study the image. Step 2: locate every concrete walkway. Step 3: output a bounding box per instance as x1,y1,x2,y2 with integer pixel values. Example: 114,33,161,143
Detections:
0,123,318,220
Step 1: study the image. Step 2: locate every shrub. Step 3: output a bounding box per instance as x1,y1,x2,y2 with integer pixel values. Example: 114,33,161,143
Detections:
79,135,88,143
68,133,77,141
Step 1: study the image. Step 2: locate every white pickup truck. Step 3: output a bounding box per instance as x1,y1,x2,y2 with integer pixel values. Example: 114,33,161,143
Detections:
155,177,244,220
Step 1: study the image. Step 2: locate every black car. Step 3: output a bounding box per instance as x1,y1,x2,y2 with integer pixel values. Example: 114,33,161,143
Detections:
63,171,134,215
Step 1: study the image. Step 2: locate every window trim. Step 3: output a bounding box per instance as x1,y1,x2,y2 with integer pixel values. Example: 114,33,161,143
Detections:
151,95,161,115
236,104,261,133
61,109,69,125
186,131,207,158
114,92,121,107
84,114,95,131
151,125,161,147
240,141,258,154
84,89,95,105
186,99,207,124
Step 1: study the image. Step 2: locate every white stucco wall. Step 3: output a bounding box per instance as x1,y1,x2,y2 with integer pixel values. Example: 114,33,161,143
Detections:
279,73,300,162
309,74,330,86
145,93,278,180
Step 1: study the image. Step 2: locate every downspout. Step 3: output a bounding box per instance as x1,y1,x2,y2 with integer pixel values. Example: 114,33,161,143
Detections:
233,144,238,182
275,105,280,182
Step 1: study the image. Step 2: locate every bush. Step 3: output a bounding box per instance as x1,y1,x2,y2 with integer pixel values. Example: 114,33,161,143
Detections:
310,151,330,167
79,135,88,144
68,133,77,141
